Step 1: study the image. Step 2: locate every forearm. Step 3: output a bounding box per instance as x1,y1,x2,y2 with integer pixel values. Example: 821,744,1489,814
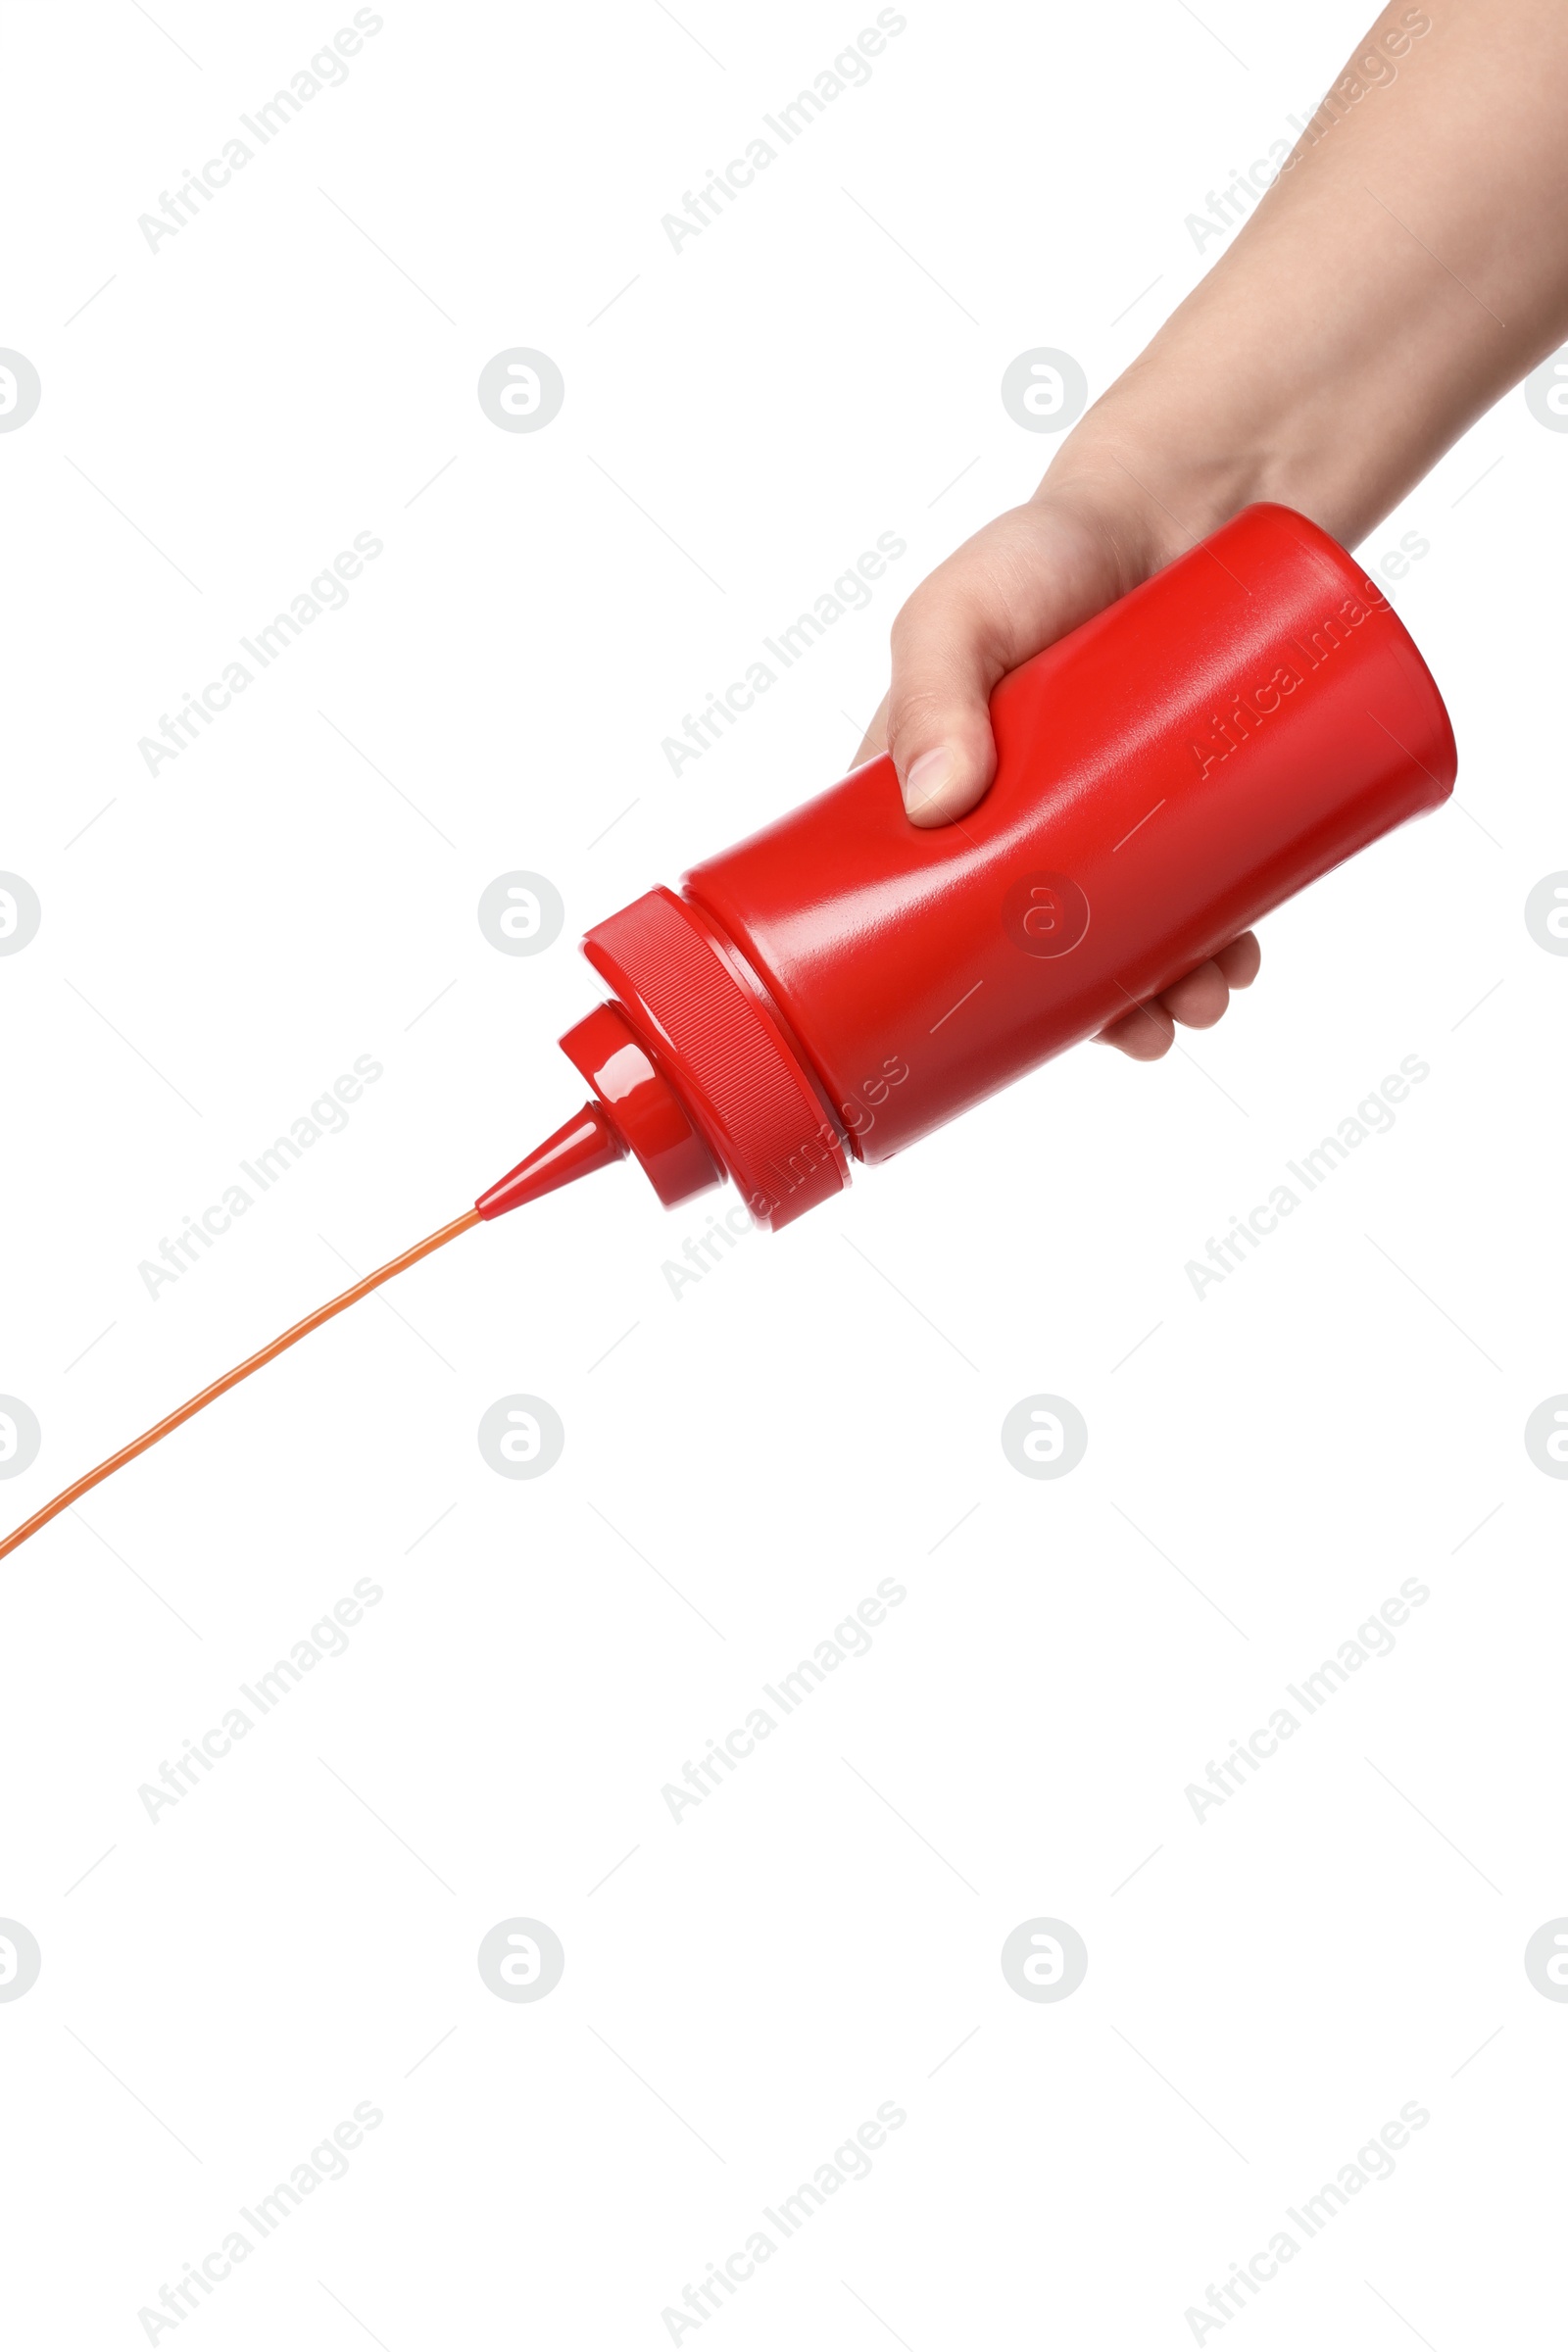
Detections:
1046,0,1568,559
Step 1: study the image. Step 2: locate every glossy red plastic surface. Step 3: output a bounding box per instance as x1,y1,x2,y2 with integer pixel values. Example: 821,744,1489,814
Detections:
558,999,720,1209
550,504,1455,1230
583,888,849,1226
682,505,1454,1169
474,1101,624,1220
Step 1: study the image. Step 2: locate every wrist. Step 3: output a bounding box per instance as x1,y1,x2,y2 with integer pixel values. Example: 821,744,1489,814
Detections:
1040,213,1453,559
1024,407,1267,599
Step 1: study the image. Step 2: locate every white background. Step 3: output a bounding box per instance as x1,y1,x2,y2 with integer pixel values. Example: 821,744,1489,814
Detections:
1,2,1563,2345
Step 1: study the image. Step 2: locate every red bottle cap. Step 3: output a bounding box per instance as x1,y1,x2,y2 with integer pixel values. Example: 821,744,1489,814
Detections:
581,887,850,1231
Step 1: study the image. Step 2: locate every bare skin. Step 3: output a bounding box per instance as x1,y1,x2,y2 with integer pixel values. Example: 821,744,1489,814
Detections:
856,0,1568,1056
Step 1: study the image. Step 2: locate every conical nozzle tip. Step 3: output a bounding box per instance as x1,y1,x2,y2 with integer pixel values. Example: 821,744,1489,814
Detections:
473,1102,626,1221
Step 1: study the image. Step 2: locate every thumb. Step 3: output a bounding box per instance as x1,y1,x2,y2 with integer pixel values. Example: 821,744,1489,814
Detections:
882,558,1009,828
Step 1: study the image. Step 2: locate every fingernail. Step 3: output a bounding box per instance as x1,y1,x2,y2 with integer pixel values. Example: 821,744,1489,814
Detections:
904,746,955,816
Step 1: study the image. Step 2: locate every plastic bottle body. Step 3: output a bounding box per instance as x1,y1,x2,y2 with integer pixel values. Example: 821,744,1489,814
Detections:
568,506,1455,1229
681,505,1454,1169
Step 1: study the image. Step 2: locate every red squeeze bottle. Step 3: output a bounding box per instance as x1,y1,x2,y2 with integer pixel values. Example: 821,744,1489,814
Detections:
480,503,1456,1235
0,503,1460,1566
